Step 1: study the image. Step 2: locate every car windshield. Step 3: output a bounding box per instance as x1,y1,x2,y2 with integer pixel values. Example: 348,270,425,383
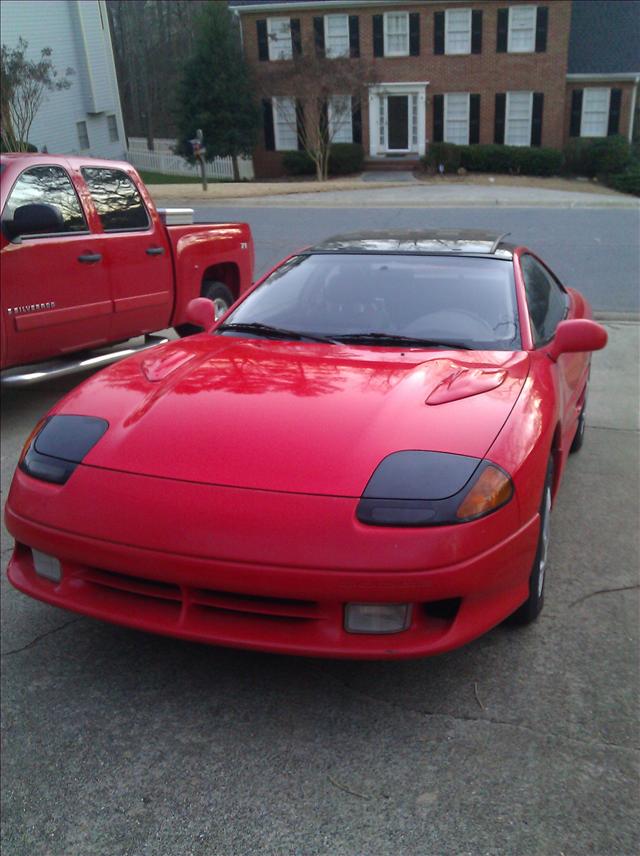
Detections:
219,253,521,350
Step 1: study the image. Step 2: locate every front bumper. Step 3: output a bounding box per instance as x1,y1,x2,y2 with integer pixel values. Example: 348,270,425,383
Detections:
5,466,539,659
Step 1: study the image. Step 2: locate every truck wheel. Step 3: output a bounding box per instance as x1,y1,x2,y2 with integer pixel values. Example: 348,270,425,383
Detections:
175,281,234,337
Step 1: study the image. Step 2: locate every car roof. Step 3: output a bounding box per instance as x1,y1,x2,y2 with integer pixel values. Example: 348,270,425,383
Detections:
306,230,516,258
0,152,134,172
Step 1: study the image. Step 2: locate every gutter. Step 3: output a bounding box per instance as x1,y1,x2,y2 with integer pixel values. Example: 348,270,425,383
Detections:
566,72,640,82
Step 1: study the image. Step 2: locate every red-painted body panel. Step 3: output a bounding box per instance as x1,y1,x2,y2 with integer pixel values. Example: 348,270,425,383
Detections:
0,154,253,370
4,238,606,658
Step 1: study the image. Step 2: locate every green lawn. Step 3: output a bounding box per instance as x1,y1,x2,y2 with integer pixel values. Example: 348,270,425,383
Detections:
138,170,208,185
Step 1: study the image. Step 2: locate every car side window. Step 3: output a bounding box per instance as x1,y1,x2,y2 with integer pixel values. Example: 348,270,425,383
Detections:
520,254,568,345
81,167,149,231
2,166,88,234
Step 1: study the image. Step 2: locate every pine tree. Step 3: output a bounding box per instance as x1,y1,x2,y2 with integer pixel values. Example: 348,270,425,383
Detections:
174,4,259,181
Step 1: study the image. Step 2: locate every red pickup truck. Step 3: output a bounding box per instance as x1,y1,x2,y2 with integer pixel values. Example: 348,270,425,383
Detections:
0,154,254,385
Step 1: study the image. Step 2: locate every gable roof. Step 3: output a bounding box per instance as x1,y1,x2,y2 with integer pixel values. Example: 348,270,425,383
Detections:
568,0,640,74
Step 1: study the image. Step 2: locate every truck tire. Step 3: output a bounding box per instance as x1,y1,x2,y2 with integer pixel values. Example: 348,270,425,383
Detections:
175,281,234,337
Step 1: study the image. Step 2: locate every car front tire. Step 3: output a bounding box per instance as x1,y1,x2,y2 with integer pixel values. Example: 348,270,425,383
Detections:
511,458,554,625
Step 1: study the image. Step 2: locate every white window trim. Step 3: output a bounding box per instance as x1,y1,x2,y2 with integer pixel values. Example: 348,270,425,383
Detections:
328,95,353,143
445,8,472,56
444,93,470,145
383,11,410,57
267,17,292,61
324,13,350,58
272,96,297,151
505,91,533,146
507,5,537,54
580,87,611,138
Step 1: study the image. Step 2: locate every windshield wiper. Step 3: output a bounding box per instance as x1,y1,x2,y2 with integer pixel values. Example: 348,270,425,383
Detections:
332,332,472,350
218,322,338,344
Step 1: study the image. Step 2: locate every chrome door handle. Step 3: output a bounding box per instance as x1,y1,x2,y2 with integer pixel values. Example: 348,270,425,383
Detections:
77,253,102,264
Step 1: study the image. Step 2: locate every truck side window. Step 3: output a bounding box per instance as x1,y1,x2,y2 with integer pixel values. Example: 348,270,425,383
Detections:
3,166,88,234
520,254,568,346
81,167,149,231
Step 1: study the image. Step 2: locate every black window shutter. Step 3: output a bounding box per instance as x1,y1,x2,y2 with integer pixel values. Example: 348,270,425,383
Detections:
262,100,275,150
535,7,548,53
434,11,445,54
471,10,483,53
349,16,360,57
470,94,481,144
531,93,544,146
373,15,383,56
314,17,325,57
320,100,329,144
291,19,302,56
608,89,622,135
433,95,444,143
569,89,583,137
496,9,509,52
409,13,420,56
494,93,506,143
257,20,269,61
353,97,362,144
296,101,305,150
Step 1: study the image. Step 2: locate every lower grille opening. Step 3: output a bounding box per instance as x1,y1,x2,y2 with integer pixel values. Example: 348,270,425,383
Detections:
423,598,461,621
84,568,181,602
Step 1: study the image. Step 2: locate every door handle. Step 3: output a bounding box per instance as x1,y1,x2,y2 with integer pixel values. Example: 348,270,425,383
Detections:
77,253,102,264
146,247,165,256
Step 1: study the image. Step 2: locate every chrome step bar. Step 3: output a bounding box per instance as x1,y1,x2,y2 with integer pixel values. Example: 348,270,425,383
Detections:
1,335,169,388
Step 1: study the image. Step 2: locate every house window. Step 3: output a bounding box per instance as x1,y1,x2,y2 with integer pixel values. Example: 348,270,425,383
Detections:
444,93,470,145
272,96,297,150
76,120,89,150
508,5,536,53
267,17,293,61
445,9,472,54
384,12,409,56
107,115,119,142
505,92,533,146
378,98,385,146
328,96,353,143
324,14,349,58
411,94,418,146
580,88,610,137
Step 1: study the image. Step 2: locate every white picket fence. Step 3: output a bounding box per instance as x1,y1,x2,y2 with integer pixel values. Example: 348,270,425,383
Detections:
125,142,254,181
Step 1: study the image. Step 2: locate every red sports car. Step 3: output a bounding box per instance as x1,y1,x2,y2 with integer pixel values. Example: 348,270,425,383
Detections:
5,230,607,659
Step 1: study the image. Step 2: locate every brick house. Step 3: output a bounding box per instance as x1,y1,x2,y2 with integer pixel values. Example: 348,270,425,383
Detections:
229,0,639,178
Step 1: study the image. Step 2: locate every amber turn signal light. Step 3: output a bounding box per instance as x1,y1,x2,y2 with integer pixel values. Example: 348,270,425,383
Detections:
18,418,48,465
456,464,513,521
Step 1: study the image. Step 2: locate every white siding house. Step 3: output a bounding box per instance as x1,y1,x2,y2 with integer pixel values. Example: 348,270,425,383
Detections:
0,0,126,158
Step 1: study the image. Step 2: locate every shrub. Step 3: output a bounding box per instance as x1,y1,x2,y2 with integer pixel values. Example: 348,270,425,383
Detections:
282,143,365,177
0,140,37,153
422,142,462,172
512,147,564,176
605,165,640,196
282,150,315,176
328,142,365,175
563,135,631,177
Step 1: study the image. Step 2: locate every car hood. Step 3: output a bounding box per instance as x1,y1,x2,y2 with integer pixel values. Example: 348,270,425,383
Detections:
59,336,529,496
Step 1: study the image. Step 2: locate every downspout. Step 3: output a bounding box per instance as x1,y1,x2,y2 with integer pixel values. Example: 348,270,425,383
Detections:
628,76,639,143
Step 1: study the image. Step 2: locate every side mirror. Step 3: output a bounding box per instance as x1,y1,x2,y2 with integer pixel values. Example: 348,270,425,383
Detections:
3,203,64,240
547,319,608,362
185,297,216,333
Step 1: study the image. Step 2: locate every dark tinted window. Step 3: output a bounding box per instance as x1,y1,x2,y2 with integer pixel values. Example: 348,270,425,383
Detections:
521,254,567,344
3,166,87,234
81,167,149,231
222,253,521,349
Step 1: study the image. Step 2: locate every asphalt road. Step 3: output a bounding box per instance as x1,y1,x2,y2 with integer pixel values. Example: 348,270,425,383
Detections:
196,206,640,316
1,200,639,856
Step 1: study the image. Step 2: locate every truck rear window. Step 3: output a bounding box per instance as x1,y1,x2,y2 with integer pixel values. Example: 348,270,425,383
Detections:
81,167,149,231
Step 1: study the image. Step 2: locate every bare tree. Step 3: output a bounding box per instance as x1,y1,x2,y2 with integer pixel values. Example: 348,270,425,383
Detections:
1,38,73,152
262,50,376,181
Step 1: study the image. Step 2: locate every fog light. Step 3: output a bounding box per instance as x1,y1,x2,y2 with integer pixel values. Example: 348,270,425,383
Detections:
344,603,411,634
32,549,62,583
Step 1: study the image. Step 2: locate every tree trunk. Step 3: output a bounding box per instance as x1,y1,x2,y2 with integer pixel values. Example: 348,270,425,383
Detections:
232,154,240,181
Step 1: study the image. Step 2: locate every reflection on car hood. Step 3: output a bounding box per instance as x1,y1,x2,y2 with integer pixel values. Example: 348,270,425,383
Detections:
59,336,530,496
